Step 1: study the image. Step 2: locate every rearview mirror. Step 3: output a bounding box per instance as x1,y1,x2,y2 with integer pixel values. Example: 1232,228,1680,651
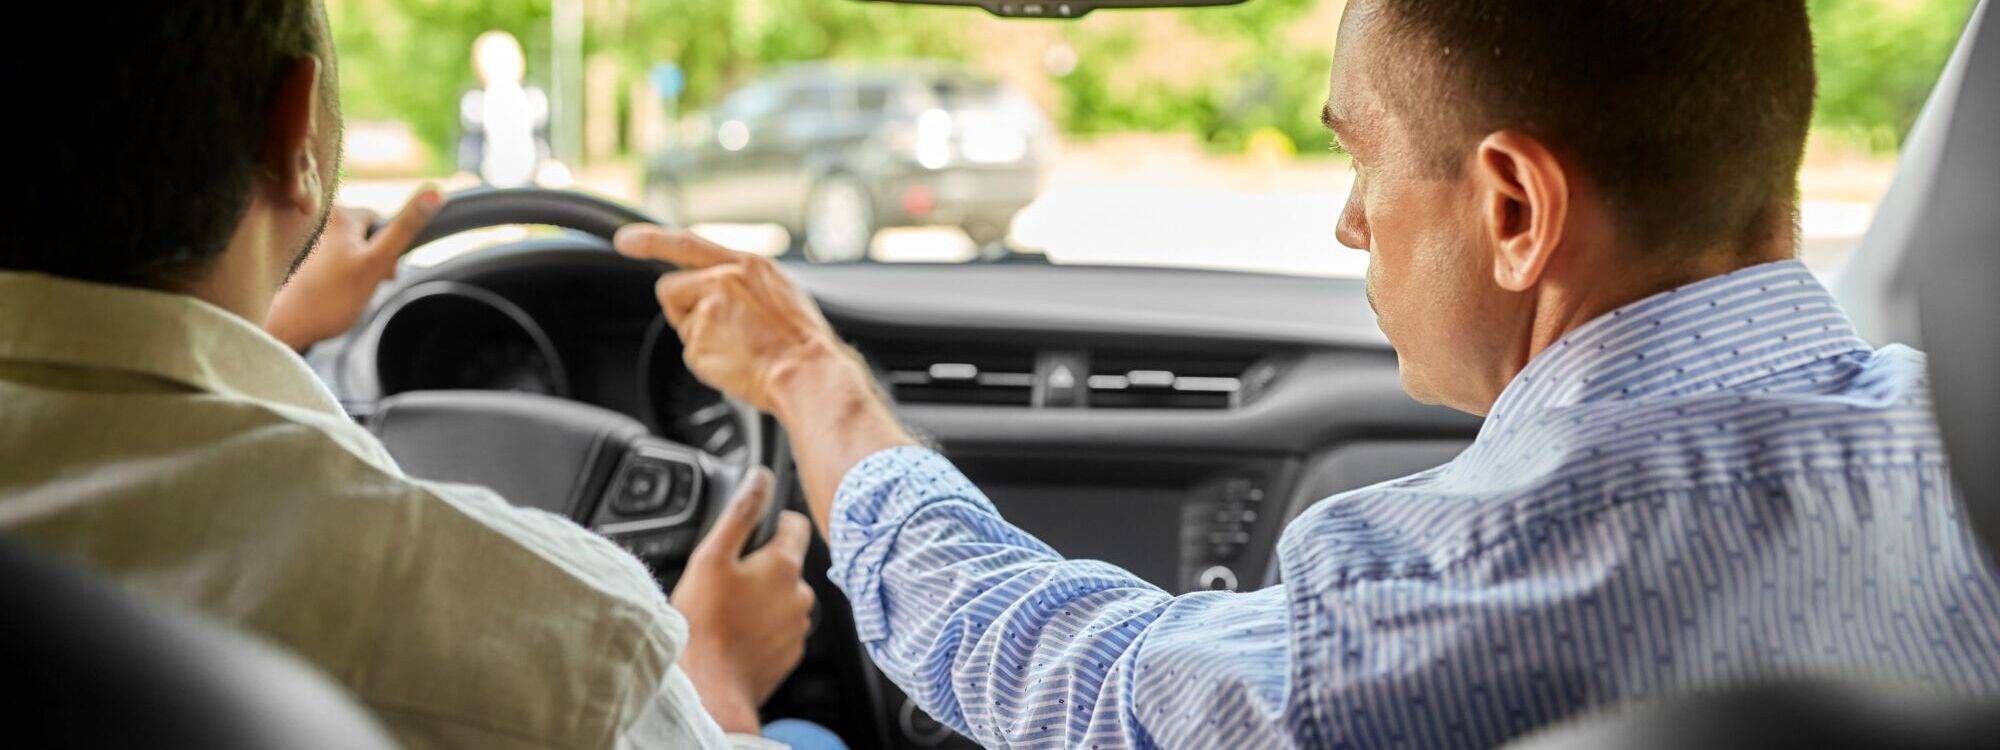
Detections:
853,0,1246,19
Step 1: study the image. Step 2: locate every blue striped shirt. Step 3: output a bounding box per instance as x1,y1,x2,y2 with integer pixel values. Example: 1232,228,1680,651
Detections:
827,260,2000,748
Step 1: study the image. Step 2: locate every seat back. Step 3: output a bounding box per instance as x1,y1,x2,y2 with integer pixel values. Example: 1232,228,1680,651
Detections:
0,539,397,748
1904,0,2000,550
1509,677,2000,750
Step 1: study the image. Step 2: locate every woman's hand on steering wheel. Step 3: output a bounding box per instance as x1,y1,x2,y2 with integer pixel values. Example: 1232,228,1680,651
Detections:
671,467,816,735
267,186,441,351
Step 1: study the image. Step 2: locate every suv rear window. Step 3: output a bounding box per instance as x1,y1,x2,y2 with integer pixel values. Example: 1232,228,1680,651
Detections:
931,80,1005,108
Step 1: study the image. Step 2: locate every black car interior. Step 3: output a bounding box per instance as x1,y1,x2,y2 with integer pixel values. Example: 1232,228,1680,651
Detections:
1,1,1993,747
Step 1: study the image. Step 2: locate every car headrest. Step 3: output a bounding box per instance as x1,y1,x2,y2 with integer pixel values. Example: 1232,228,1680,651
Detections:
1505,676,2000,750
1845,0,1999,550
1914,0,1999,550
0,537,397,748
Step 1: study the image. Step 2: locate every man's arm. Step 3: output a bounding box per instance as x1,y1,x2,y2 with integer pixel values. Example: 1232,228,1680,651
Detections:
764,340,914,532
613,225,1310,746
823,446,1304,747
611,223,917,532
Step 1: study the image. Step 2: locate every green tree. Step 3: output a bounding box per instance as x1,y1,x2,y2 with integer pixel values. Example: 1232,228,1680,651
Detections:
325,0,1977,169
1809,0,1977,151
329,0,552,166
329,0,970,170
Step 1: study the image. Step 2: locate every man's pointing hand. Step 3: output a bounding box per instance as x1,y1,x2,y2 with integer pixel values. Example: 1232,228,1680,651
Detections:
614,224,847,415
615,224,913,535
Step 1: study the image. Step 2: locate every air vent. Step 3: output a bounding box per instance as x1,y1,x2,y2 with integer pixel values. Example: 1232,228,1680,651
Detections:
867,342,1036,406
1086,350,1260,410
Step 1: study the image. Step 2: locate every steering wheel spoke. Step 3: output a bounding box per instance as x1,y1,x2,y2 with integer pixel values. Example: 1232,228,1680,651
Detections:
369,390,770,568
591,438,722,562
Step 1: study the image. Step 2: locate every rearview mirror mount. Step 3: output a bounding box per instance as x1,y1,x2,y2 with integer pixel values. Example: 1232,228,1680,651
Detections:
853,0,1247,19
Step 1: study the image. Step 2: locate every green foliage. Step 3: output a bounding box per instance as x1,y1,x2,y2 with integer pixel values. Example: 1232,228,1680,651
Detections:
1052,28,1210,136
600,0,969,109
326,0,1974,168
1050,0,1331,155
330,0,552,165
1809,0,1977,152
328,0,969,170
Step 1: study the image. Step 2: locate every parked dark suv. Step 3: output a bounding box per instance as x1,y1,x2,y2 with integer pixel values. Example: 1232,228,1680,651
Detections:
644,64,1052,262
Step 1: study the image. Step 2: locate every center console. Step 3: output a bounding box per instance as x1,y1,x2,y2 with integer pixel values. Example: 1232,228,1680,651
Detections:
948,450,1296,595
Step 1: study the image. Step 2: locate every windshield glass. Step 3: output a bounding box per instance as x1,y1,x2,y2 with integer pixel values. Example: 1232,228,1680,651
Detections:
328,0,1973,277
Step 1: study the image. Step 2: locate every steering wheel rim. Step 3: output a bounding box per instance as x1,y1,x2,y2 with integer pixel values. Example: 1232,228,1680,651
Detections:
392,186,662,250
365,187,774,564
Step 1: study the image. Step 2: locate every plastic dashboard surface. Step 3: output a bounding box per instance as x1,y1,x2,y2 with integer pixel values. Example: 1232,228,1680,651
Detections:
789,262,1477,454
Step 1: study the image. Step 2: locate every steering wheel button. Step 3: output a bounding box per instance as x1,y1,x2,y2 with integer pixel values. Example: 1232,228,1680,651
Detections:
1223,478,1252,501
613,464,672,514
657,485,694,518
628,473,657,497
640,535,672,557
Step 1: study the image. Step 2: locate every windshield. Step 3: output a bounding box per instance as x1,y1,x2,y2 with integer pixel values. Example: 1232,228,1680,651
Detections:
329,0,1973,277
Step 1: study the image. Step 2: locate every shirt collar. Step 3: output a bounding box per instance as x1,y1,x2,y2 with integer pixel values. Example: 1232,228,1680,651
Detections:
0,271,343,415
1486,259,1873,422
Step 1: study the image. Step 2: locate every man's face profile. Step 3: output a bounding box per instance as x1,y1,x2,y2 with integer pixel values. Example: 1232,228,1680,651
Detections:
1327,1,1504,414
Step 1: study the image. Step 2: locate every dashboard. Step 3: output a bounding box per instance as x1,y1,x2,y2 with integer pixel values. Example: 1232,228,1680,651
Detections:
312,234,1482,749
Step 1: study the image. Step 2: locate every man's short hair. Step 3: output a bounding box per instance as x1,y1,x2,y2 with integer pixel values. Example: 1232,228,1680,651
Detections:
4,1,325,287
1376,0,1817,260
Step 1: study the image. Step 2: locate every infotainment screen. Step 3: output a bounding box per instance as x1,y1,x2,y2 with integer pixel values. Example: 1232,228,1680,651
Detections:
975,483,1187,591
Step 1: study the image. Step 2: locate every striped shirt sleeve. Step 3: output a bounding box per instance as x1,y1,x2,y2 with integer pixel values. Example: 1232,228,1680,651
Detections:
827,447,1303,748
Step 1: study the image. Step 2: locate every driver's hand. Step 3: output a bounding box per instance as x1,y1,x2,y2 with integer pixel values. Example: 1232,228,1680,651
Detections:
613,224,853,414
266,187,441,351
671,467,815,735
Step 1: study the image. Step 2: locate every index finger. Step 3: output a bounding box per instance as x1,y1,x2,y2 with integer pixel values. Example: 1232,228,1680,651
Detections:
614,224,745,269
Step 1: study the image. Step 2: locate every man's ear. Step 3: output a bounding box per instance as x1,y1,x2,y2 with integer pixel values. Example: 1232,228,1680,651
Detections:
1472,130,1569,293
262,56,324,217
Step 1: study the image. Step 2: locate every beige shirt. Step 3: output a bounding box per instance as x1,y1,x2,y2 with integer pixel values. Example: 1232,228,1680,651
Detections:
0,271,773,749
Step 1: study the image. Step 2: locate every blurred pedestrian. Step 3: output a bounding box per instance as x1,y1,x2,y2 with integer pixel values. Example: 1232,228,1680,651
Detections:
458,30,549,187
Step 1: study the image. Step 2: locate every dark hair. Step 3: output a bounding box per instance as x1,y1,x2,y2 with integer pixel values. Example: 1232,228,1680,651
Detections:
1375,0,1817,259
4,1,326,287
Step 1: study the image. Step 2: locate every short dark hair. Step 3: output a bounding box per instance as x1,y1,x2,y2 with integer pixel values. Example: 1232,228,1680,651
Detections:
4,1,326,287
1375,0,1817,259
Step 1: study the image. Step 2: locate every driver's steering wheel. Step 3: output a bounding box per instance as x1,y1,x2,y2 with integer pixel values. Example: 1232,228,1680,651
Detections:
360,188,775,567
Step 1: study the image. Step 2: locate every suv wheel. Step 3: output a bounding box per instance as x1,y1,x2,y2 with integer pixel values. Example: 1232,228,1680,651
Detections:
963,219,1009,260
803,176,875,263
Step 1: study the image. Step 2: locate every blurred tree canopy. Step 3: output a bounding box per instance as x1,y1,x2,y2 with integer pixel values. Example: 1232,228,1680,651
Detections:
327,0,1975,171
328,0,969,168
1809,0,1977,151
1053,0,1333,153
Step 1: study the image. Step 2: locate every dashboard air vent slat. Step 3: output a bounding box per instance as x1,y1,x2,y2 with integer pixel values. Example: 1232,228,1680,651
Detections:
865,342,1037,407
1087,351,1259,410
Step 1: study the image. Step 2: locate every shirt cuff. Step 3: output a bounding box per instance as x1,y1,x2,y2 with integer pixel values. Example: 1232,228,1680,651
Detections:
826,446,996,642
